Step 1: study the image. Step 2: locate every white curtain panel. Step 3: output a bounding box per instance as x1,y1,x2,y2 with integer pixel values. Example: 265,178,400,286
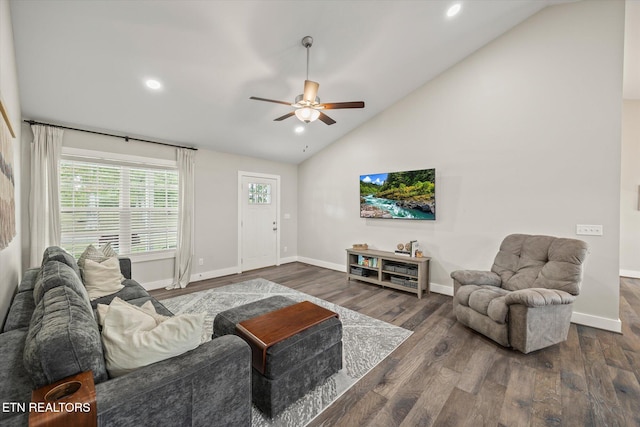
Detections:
29,124,63,266
168,148,195,289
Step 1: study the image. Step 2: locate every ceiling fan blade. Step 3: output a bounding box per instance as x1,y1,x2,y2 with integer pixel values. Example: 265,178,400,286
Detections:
318,112,336,125
303,80,319,103
274,112,296,121
250,96,292,106
321,101,365,109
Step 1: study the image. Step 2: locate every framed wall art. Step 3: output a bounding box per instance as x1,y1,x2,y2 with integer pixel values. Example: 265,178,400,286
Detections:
0,97,16,250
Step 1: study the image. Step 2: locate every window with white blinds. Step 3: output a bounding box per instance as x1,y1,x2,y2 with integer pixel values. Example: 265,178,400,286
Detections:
59,156,178,258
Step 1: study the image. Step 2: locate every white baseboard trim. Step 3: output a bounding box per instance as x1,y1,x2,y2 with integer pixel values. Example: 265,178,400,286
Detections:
430,282,453,296
191,265,241,283
297,256,346,273
141,278,174,291
571,311,622,333
142,265,242,290
143,258,298,290
620,269,640,279
279,256,299,265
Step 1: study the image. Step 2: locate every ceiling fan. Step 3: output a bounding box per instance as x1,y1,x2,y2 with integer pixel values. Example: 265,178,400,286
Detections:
250,36,365,125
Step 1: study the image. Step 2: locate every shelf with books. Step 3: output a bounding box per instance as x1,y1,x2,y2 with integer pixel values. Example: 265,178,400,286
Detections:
346,248,430,299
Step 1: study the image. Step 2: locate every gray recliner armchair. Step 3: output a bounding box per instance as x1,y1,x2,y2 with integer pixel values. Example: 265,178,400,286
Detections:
451,234,589,353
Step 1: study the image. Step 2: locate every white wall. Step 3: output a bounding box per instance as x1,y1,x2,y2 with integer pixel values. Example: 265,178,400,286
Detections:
192,149,297,281
620,99,640,278
298,0,624,331
20,127,297,289
0,0,22,326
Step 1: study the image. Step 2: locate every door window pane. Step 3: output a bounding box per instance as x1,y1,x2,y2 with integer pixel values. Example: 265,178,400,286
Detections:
248,183,271,204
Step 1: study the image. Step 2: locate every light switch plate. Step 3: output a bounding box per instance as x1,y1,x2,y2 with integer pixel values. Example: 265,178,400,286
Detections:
576,224,603,236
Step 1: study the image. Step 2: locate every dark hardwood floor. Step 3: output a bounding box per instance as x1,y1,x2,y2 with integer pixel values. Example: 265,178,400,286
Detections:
150,264,640,427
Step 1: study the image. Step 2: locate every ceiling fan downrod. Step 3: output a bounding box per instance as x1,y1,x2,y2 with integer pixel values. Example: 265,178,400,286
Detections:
301,36,313,81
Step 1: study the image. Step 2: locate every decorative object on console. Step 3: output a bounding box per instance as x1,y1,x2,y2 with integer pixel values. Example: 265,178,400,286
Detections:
352,243,368,250
360,169,435,219
394,240,417,256
411,241,421,257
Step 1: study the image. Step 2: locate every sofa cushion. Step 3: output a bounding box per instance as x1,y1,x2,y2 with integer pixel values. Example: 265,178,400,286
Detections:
501,235,555,291
2,291,35,332
41,246,82,279
533,238,589,295
33,260,92,312
454,284,480,307
17,268,40,293
456,285,510,324
468,286,509,315
0,329,32,424
23,286,108,388
487,297,509,324
100,298,204,377
83,257,125,300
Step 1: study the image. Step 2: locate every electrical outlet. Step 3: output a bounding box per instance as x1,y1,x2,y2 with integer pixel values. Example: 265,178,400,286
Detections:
198,258,204,266
576,224,603,236
284,246,288,253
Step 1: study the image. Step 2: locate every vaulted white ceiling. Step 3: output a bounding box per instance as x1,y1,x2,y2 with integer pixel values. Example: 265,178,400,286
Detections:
11,0,588,163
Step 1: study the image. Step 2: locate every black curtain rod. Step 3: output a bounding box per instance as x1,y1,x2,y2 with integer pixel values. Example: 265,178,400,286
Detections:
23,120,198,151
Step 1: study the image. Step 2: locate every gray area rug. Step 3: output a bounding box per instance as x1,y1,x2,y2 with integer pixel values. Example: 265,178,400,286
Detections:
160,278,412,427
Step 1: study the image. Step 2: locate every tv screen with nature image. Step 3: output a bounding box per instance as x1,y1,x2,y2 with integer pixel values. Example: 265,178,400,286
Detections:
360,168,435,220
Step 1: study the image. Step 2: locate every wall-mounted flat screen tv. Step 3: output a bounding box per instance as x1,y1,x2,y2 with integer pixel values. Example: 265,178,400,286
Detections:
360,168,435,220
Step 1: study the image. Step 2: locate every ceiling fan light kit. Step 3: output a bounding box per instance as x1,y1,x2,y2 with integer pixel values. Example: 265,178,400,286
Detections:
250,35,365,126
295,107,320,123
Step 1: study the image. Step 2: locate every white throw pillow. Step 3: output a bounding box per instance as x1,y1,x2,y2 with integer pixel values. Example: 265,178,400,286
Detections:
100,297,205,377
97,299,168,327
83,257,125,300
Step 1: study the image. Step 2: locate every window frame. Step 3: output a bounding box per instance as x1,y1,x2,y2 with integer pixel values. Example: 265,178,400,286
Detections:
60,147,178,262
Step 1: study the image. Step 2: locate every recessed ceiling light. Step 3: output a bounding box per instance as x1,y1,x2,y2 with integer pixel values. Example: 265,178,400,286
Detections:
295,126,305,134
145,79,162,90
446,3,462,18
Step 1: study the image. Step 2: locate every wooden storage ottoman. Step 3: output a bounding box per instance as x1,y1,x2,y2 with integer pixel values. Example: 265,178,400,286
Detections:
213,296,343,417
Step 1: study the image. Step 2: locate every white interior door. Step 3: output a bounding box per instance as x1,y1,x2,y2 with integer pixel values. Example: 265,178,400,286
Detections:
240,174,279,271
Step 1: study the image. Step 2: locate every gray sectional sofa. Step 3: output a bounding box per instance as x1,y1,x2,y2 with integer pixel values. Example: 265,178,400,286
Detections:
0,246,252,427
